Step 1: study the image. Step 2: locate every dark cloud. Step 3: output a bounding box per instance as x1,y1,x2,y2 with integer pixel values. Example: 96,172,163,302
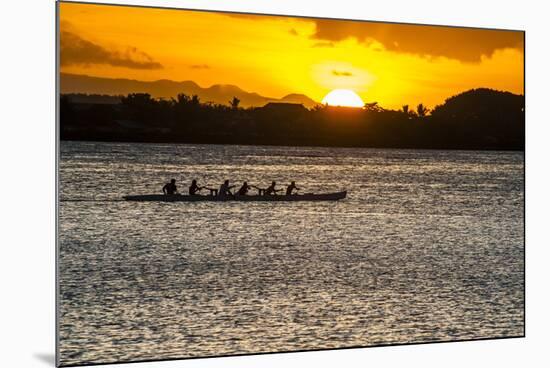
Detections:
60,31,163,69
311,19,523,62
190,64,210,69
332,70,353,76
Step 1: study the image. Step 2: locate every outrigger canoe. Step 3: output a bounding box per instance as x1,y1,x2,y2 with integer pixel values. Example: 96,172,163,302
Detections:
123,191,346,202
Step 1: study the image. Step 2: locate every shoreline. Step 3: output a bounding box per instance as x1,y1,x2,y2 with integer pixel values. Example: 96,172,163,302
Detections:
59,139,525,153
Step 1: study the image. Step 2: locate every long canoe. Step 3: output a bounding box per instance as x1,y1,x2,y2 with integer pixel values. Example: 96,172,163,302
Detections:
123,191,346,202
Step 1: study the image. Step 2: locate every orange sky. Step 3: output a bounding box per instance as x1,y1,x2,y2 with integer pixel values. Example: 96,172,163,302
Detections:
59,1,524,109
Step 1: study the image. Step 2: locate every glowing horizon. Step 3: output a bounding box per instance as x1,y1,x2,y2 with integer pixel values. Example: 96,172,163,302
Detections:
59,2,524,109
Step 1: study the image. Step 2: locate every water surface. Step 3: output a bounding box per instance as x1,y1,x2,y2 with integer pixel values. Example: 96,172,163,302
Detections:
59,142,524,365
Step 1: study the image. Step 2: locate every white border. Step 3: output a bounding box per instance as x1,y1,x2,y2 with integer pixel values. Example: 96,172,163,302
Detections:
1,1,548,367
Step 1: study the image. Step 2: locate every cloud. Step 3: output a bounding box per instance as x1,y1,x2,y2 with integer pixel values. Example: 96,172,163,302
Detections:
332,70,353,76
312,41,335,48
311,19,523,62
190,64,210,69
60,31,163,69
289,28,299,36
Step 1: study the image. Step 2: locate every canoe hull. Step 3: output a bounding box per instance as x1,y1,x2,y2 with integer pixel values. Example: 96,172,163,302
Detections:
123,191,346,202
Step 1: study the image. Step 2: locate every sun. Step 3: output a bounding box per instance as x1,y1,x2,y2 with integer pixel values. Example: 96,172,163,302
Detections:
322,89,364,108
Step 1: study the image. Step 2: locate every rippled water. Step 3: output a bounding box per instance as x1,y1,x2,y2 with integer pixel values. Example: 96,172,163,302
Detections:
58,141,524,366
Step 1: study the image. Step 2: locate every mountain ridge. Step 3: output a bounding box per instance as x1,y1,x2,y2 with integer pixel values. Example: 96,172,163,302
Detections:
60,73,318,108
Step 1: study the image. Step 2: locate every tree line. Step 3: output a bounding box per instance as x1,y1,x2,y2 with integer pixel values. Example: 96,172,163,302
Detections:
60,88,524,150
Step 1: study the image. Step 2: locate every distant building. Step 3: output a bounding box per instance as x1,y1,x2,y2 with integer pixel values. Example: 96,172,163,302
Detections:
262,102,307,113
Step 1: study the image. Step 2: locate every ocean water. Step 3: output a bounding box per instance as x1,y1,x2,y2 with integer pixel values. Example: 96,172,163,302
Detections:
58,142,524,365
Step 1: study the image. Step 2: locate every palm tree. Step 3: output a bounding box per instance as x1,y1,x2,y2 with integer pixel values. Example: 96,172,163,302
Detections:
311,104,327,112
364,101,382,112
229,96,241,110
416,103,430,117
175,93,191,105
191,94,201,106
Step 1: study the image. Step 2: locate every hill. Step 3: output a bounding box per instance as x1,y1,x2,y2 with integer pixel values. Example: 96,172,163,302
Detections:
430,88,524,147
60,73,318,108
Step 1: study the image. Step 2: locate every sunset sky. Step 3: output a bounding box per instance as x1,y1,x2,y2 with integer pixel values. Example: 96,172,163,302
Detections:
59,1,524,109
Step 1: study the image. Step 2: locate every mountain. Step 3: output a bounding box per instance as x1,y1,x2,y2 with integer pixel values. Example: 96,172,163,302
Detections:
280,93,318,105
60,73,318,108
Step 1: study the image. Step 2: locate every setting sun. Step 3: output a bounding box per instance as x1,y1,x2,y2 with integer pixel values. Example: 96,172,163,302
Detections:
59,2,524,108
322,89,365,108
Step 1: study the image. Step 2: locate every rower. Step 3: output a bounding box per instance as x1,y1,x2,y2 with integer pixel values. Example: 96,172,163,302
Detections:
162,179,178,195
286,181,300,195
264,181,281,195
218,180,235,197
189,179,204,196
237,181,251,196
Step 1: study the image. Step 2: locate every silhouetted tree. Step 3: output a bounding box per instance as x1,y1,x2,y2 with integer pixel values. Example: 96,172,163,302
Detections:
175,93,191,105
60,88,524,150
120,93,160,124
401,104,417,118
430,88,524,148
311,104,327,112
59,95,75,129
229,97,241,110
416,103,429,117
364,101,383,112
191,94,200,106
